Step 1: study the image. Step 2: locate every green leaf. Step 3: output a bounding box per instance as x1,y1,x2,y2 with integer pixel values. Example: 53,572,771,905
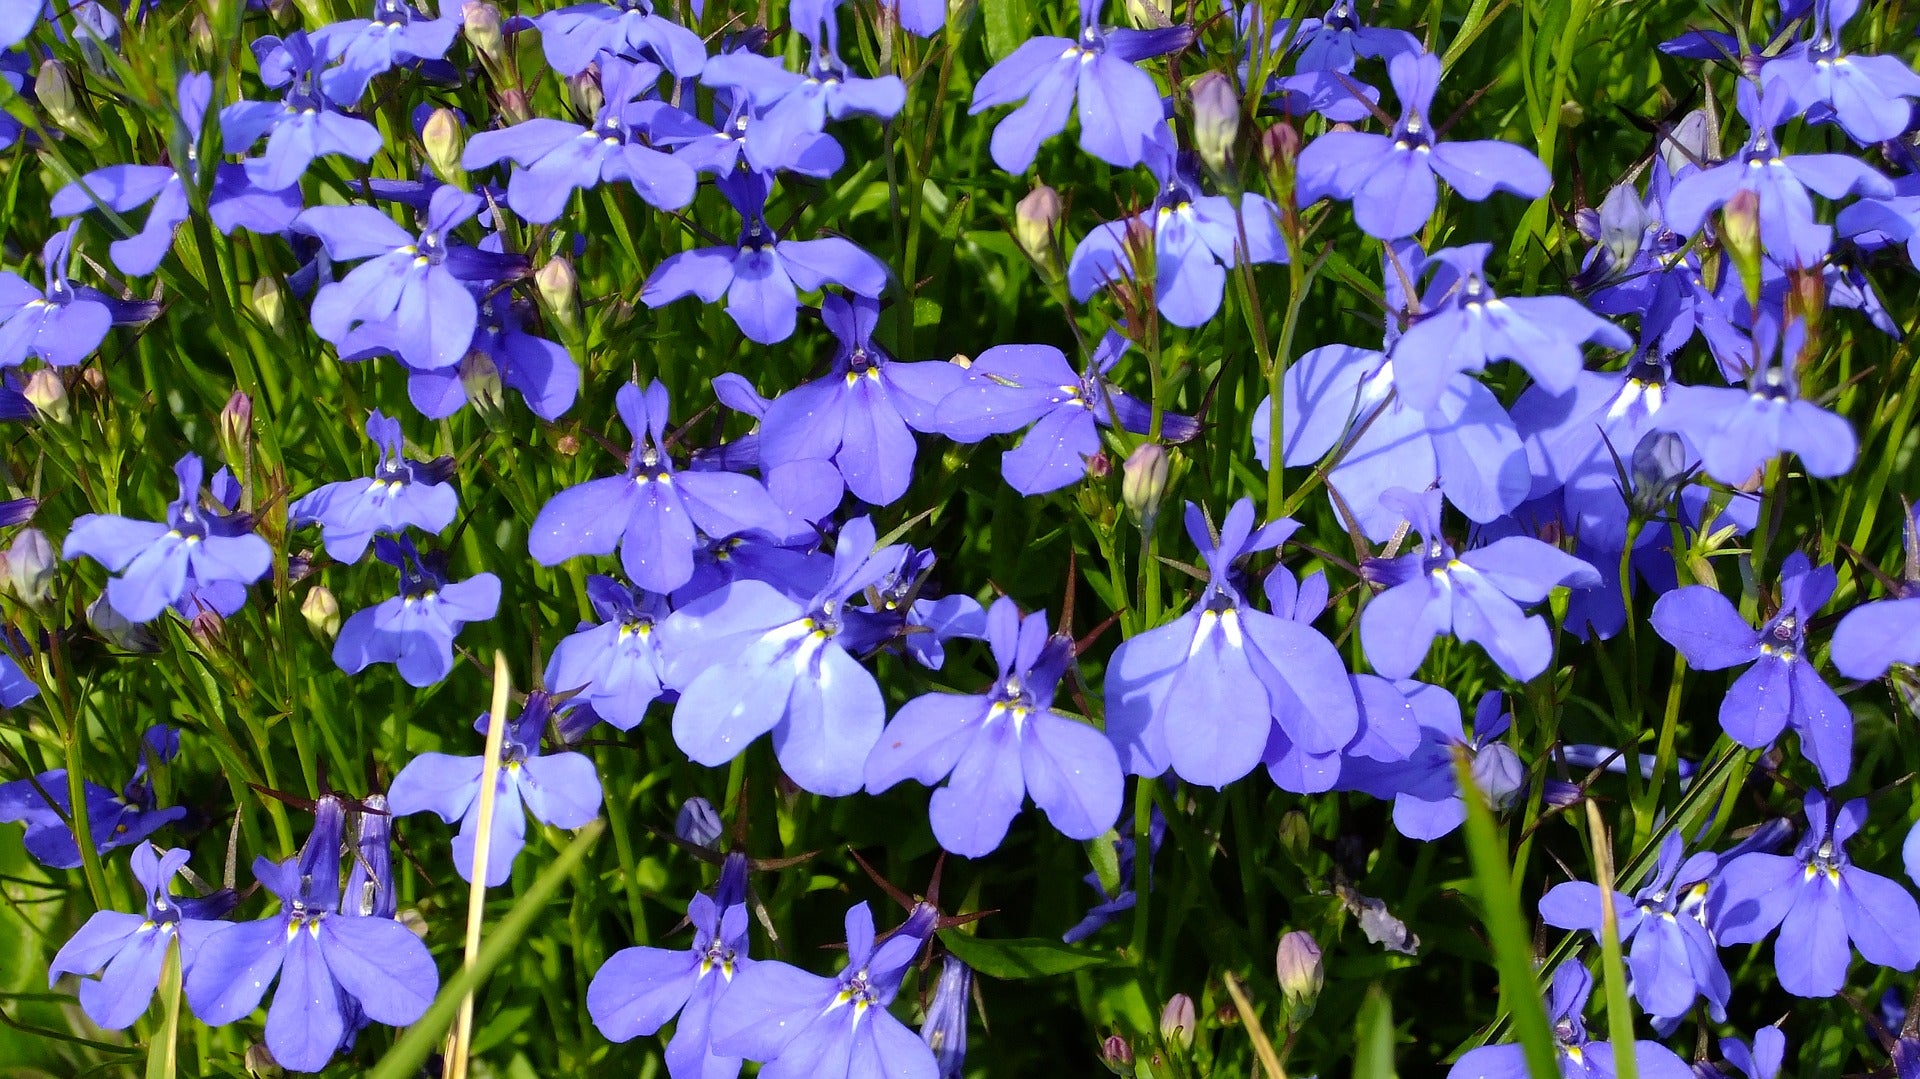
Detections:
936,930,1118,979
981,0,1032,62
143,942,181,1079
1353,985,1398,1079
1086,831,1122,898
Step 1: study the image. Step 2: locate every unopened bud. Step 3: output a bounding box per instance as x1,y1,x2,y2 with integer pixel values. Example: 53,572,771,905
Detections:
463,0,507,68
301,584,341,640
1100,1034,1135,1076
244,1043,284,1077
568,68,604,120
422,107,466,188
536,257,578,328
189,11,216,57
1191,72,1240,178
459,350,504,412
35,60,89,138
920,955,972,1078
23,370,68,423
675,796,723,848
218,391,252,474
1259,122,1300,205
1158,994,1196,1051
1629,430,1688,515
250,275,287,335
1121,443,1169,529
1275,931,1323,1010
556,433,581,457
1721,188,1763,306
87,593,160,652
1015,183,1061,272
6,528,55,608
1659,109,1713,177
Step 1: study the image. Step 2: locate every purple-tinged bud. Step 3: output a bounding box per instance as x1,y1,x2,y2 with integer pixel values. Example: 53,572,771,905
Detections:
218,391,252,478
422,107,466,189
1721,188,1763,304
1659,109,1713,177
1260,122,1300,207
1471,742,1525,808
1191,72,1240,177
0,498,35,529
567,68,604,120
1893,664,1920,717
1275,931,1323,1011
1159,994,1196,1051
920,955,972,1078
301,584,341,640
244,1043,284,1077
1101,1034,1135,1076
5,527,54,607
1629,430,1689,516
459,350,504,413
23,370,68,424
714,851,749,910
1015,183,1062,272
86,593,160,652
675,796,723,849
1121,443,1169,531
463,1,506,68
398,908,430,938
555,433,581,457
536,257,578,329
344,793,396,918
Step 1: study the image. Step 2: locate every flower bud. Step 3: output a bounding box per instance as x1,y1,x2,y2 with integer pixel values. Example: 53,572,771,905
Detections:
1720,188,1763,307
250,275,288,335
1659,109,1713,177
459,349,504,412
568,68,605,120
218,391,252,474
1015,183,1062,272
23,369,68,423
244,1043,284,1077
35,60,90,138
919,955,972,1079
422,107,466,188
6,528,55,608
536,256,578,328
301,584,341,640
1259,122,1300,206
1158,994,1195,1051
675,796,723,848
1191,72,1240,178
1121,443,1170,530
1629,430,1689,516
1471,742,1525,809
1275,931,1323,1010
1100,1034,1135,1076
345,793,396,918
463,0,507,68
87,593,160,651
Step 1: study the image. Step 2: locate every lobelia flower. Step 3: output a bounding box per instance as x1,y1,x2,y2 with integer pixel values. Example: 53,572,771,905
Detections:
1665,80,1892,268
0,54,31,154
1335,688,1531,841
387,693,604,886
1357,487,1600,682
835,546,987,671
709,900,939,1079
865,596,1123,857
332,536,500,687
533,0,706,79
407,290,580,421
48,842,238,1030
700,6,904,175
649,86,846,181
219,31,383,192
544,575,673,732
289,409,458,563
461,56,696,221
930,331,1197,496
757,294,964,508
0,223,159,368
299,184,525,372
1712,789,1920,998
0,0,35,47
1064,807,1164,942
1539,832,1730,1022
0,726,185,868
186,797,439,1073
588,852,752,1078
676,796,724,848
660,516,903,796
968,0,1193,174
1760,0,1920,145
1295,50,1550,240
1105,499,1358,789
528,380,792,594
309,0,462,103
919,955,969,1079
1239,0,1417,124
64,453,272,625
641,172,889,345
1649,550,1853,786
1713,1028,1787,1079
700,372,847,523
1446,960,1693,1079
1067,124,1288,328
1830,503,1920,680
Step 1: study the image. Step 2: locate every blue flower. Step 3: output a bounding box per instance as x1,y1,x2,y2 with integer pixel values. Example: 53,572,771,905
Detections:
408,291,580,421
64,453,273,625
534,0,706,78
219,32,383,191
544,575,673,732
1064,808,1163,943
1759,0,1920,145
701,11,905,175
387,693,604,886
0,223,159,368
1336,688,1529,841
919,955,970,1079
332,536,500,687
309,0,462,103
1830,503,1920,680
835,546,986,671
1447,960,1693,1079
865,596,1123,857
290,409,458,563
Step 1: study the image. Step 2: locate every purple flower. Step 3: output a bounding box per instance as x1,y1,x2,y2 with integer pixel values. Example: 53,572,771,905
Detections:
544,575,672,732
1068,125,1288,328
1647,360,1856,487
1539,833,1729,1021
528,380,791,594
309,0,462,102
0,223,158,367
757,295,963,507
290,409,458,563
387,693,604,886
1649,550,1853,786
0,0,36,48
650,88,845,181
1447,960,1694,1079
1296,50,1550,240
533,0,706,78
1716,1029,1787,1079
1336,688,1524,841
462,57,697,221
219,32,383,191
641,174,889,345
408,292,580,421
1064,808,1163,943
0,728,185,868
661,516,902,796
1665,81,1892,267
865,596,1123,857
185,797,439,1073
1105,500,1357,788
835,546,986,671
701,13,905,175
64,453,272,625
968,0,1192,174
332,536,500,687
300,185,523,372
1712,790,1920,998
708,901,938,1079
931,331,1196,496
48,842,234,1030
1759,0,1920,145
1357,488,1599,681
1830,503,1920,680
919,954,969,1078
588,853,751,1077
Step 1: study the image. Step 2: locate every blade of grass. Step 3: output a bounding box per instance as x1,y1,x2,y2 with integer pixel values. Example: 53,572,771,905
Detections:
443,649,513,1079
1584,800,1638,1079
